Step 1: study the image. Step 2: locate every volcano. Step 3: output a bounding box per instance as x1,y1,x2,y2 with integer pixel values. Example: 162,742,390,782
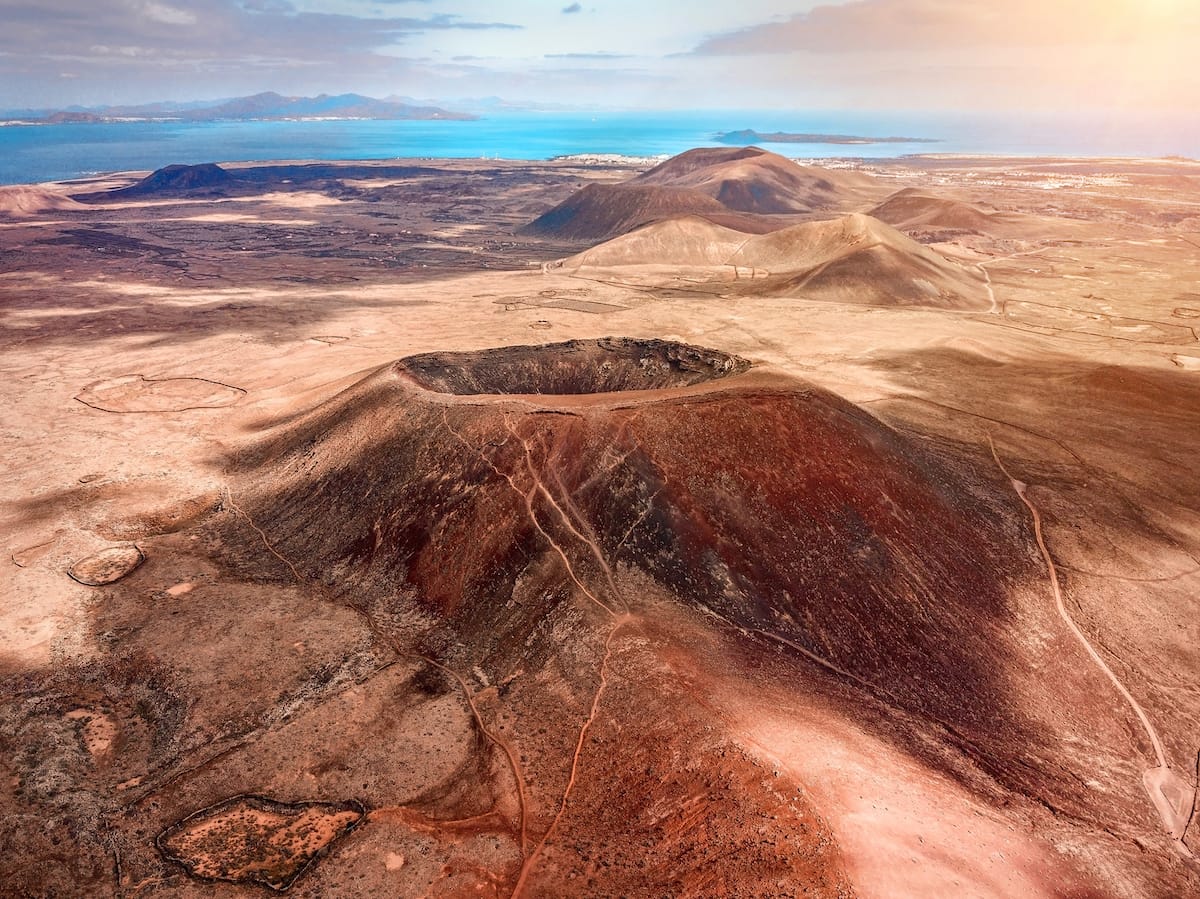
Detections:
869,187,1022,234
15,337,1187,897
523,147,881,241
516,183,731,242
634,146,877,214
108,163,242,198
217,338,1116,885
233,337,1021,720
552,213,990,309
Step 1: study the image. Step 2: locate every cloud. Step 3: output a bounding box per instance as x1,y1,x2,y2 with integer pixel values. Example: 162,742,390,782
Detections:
239,0,295,11
0,0,520,65
693,0,1200,55
0,0,524,107
138,2,197,26
682,0,1200,113
544,52,632,60
2,0,1194,114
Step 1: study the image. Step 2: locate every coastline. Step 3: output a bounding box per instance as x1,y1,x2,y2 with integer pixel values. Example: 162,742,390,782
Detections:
2,111,1199,186
10,151,1192,193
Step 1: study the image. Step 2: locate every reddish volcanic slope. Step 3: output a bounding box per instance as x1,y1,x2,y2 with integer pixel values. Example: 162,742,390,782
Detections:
517,182,730,242
199,337,1191,896
22,339,1190,897
231,337,1027,758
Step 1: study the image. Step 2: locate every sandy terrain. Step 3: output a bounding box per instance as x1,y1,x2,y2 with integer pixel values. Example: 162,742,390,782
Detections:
0,149,1198,897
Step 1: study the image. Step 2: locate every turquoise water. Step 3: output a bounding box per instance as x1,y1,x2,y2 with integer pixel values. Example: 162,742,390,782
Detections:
1,109,1196,185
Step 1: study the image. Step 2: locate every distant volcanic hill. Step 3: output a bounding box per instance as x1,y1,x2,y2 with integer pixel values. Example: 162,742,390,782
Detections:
869,188,1019,234
516,183,730,242
635,146,877,214
553,213,990,309
523,147,883,241
104,163,242,198
171,91,475,122
715,129,937,146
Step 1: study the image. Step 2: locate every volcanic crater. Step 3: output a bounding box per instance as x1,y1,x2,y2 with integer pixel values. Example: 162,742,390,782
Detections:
57,331,1164,897
393,337,751,397
226,336,1064,812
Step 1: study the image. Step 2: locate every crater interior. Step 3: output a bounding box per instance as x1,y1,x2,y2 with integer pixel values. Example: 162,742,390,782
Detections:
394,336,751,396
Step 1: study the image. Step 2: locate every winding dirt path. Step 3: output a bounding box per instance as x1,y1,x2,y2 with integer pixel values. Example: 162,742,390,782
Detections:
508,616,629,899
975,245,1053,316
977,263,998,314
439,409,629,895
500,414,630,898
413,654,531,857
987,436,1195,853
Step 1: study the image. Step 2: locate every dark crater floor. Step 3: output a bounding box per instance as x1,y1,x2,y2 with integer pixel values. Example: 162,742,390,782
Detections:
393,337,751,396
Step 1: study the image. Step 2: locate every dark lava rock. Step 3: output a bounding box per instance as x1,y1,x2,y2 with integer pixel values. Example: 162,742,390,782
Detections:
118,163,241,197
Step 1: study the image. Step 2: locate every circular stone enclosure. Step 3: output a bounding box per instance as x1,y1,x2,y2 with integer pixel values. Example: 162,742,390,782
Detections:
394,337,751,396
68,544,145,586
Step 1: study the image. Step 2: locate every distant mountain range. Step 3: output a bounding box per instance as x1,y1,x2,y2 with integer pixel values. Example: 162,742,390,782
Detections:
0,92,476,124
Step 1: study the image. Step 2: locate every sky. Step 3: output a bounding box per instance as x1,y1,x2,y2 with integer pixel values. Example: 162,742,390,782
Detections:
1,0,1198,114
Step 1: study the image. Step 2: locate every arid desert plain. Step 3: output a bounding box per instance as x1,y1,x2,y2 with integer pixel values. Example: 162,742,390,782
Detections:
1,147,1198,897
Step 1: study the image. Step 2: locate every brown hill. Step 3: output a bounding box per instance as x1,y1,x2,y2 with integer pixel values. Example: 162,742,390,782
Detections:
635,146,877,214
869,188,1020,234
557,213,989,309
0,185,86,217
524,146,882,241
233,338,1024,732
26,338,1177,896
205,337,1145,897
518,182,729,242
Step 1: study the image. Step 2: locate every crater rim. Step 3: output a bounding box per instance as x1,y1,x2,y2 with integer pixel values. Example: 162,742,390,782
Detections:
393,336,752,398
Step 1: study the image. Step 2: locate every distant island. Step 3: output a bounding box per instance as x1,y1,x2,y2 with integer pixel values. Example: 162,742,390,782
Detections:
0,92,476,125
716,129,939,146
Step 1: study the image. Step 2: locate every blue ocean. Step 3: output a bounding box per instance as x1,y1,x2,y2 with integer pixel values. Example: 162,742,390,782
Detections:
1,109,1196,185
